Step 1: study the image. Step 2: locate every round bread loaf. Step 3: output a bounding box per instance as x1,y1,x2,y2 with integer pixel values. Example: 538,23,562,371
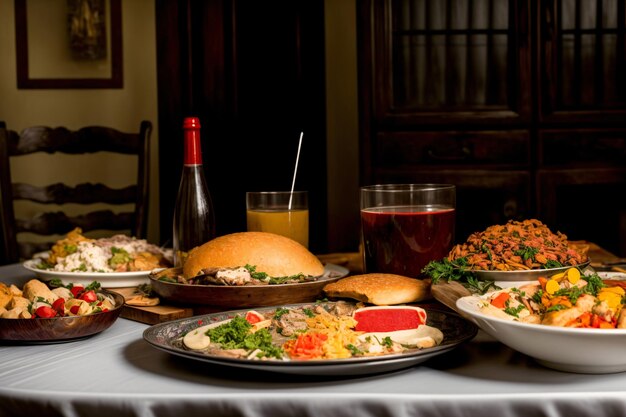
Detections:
323,273,431,305
182,232,325,279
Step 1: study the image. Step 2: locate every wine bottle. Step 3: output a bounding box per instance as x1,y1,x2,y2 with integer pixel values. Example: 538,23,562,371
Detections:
172,117,216,266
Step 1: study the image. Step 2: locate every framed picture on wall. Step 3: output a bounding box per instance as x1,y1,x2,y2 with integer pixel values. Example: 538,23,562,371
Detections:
14,0,122,89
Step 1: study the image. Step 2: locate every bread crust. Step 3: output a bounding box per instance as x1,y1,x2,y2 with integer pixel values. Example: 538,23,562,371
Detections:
183,232,325,279
323,273,431,305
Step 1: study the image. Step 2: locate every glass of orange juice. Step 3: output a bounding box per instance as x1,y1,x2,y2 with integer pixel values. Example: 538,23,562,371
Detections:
246,191,309,248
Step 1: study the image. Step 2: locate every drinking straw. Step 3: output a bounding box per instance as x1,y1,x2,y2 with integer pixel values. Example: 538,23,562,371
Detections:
288,131,304,210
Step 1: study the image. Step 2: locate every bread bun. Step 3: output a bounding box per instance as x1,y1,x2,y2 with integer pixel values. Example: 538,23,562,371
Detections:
323,273,431,305
183,232,325,279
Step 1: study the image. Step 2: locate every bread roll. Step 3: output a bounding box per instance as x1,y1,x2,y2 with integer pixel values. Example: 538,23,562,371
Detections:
183,232,325,279
22,279,59,303
323,273,431,305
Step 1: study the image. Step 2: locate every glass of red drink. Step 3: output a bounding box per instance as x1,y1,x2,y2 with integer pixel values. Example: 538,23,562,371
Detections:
360,184,456,278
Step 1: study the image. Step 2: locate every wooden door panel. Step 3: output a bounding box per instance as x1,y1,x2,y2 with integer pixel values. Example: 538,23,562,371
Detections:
358,0,532,127
539,0,626,123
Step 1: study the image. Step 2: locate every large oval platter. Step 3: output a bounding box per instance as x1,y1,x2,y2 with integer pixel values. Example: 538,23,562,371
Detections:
149,264,349,308
143,302,477,376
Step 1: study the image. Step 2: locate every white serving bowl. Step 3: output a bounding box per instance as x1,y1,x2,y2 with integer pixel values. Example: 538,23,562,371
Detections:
457,291,626,374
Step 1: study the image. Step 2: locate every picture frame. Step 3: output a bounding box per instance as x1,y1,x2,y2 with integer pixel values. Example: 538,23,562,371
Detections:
14,0,122,89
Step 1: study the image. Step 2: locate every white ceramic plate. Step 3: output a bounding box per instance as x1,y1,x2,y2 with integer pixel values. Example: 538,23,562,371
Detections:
143,302,478,376
469,261,590,282
456,285,626,374
22,259,153,288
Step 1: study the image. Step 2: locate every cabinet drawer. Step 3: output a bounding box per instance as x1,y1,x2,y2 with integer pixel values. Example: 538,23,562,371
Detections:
540,130,626,167
375,131,530,168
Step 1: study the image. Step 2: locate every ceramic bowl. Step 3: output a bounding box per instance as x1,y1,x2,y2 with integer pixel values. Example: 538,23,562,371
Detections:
457,286,626,374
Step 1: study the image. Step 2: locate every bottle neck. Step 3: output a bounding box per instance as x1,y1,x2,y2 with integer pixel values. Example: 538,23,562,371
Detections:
183,128,202,165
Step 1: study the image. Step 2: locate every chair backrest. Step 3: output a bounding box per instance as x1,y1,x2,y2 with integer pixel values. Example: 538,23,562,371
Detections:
0,121,152,264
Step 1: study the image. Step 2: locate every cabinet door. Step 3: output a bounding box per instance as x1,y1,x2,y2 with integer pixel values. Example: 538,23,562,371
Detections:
539,0,626,123
537,129,626,256
358,0,532,127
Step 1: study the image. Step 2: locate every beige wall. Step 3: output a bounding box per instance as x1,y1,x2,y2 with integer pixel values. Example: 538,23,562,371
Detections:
0,0,160,244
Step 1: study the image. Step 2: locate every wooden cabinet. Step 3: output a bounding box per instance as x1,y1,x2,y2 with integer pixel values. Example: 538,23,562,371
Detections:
358,0,626,255
155,1,329,252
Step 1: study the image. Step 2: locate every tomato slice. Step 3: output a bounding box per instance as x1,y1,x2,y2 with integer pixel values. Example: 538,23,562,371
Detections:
80,290,97,303
245,310,264,324
70,285,85,298
35,306,58,318
51,298,65,315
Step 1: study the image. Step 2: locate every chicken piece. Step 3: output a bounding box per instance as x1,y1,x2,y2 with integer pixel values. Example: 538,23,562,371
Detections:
0,283,13,309
520,314,541,324
9,284,22,297
22,279,59,304
542,307,583,327
52,287,73,299
574,294,596,313
1,306,32,319
8,296,30,310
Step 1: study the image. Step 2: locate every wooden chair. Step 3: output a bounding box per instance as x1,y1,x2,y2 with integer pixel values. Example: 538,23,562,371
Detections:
0,121,152,264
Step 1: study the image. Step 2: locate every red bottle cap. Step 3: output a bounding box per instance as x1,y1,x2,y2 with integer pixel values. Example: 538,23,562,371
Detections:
183,117,202,165
183,117,201,129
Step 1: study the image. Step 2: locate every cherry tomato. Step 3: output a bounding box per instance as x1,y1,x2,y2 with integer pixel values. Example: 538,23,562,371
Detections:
35,306,57,318
70,285,85,298
51,298,65,315
80,290,97,303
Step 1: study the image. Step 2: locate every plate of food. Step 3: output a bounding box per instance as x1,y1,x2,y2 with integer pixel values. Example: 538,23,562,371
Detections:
424,219,590,282
143,301,477,376
23,228,172,288
150,232,349,308
0,278,124,343
456,268,626,374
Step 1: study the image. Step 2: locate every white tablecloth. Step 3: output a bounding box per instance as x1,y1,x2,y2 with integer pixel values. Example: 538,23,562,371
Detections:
2,263,626,417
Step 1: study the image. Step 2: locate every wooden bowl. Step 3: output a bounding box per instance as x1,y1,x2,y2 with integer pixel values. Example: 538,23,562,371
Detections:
149,264,349,308
0,290,125,344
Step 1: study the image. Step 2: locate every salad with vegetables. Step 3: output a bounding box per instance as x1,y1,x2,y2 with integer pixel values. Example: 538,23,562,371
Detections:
475,268,626,329
0,278,117,319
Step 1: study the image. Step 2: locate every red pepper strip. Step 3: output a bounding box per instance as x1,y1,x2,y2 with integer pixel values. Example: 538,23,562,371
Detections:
490,292,510,309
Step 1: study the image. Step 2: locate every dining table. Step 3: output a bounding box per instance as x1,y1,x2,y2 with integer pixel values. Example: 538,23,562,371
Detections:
2,242,626,417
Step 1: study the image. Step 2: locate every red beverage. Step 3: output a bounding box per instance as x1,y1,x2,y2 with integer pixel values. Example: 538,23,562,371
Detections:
361,205,455,278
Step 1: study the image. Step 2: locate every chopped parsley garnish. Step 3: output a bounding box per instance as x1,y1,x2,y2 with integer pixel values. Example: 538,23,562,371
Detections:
514,245,539,261
205,316,283,359
503,301,526,318
244,264,307,285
